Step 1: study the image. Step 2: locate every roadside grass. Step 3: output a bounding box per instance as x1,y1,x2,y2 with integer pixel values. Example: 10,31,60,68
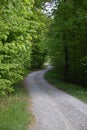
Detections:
45,69,87,103
0,81,33,130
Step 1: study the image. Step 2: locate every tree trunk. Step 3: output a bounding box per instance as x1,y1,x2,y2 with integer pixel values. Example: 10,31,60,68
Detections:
63,0,69,79
63,33,69,79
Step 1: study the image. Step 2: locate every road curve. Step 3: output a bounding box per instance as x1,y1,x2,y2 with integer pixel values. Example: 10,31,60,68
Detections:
25,68,87,130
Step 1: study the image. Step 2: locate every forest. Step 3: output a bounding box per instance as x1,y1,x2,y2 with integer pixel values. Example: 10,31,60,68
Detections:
47,0,87,86
0,0,87,98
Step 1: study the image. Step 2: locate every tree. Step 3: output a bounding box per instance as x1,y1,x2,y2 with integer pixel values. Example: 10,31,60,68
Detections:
47,0,87,85
0,0,50,97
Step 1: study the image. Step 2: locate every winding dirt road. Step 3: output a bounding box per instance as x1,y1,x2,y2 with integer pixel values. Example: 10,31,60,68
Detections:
25,68,87,130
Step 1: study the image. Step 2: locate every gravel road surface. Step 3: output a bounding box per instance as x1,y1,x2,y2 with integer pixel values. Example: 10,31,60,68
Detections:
25,68,87,130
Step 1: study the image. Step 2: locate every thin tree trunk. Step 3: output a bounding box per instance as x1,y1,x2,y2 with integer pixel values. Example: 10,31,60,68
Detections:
63,0,69,79
63,35,69,79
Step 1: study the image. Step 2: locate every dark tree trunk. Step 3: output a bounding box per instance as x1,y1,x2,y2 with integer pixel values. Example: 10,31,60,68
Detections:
63,33,69,79
63,0,69,79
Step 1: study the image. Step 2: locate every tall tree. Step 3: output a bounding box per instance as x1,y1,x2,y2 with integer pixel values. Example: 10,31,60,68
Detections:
0,0,49,97
47,0,87,85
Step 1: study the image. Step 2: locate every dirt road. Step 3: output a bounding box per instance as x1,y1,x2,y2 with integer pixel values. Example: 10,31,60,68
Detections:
25,68,87,130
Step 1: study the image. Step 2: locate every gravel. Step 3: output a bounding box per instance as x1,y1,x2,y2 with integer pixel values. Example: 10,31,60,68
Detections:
25,68,87,130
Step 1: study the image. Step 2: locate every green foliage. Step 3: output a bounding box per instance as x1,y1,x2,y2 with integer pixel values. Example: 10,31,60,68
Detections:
30,9,48,69
31,43,46,68
47,0,87,85
0,0,32,97
0,0,49,97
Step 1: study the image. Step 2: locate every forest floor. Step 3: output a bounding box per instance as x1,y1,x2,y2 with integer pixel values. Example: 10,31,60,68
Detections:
25,68,87,130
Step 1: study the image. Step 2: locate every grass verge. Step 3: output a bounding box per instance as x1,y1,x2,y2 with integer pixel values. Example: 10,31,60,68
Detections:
0,81,33,130
45,69,87,103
